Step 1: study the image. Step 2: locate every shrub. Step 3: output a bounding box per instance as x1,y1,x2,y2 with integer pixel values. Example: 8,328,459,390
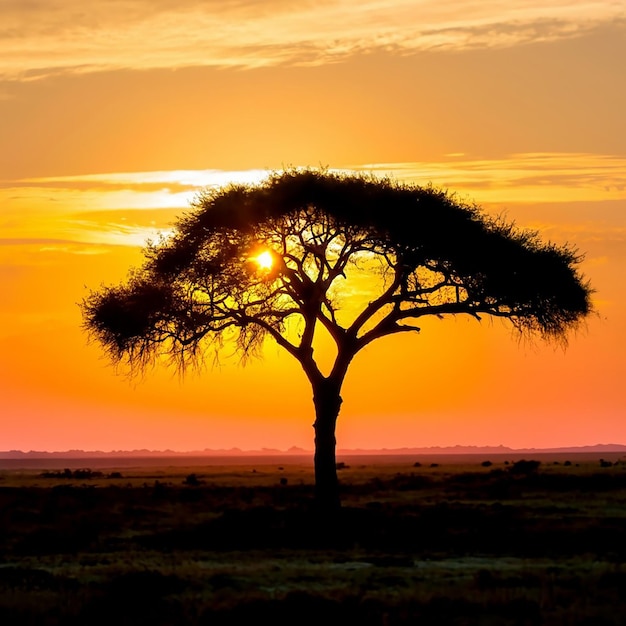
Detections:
509,459,541,475
183,473,201,486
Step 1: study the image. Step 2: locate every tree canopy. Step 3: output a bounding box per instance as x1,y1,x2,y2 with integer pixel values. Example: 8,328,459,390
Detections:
82,169,593,510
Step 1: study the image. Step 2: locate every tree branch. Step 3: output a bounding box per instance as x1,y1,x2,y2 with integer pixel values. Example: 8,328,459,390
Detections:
347,265,403,337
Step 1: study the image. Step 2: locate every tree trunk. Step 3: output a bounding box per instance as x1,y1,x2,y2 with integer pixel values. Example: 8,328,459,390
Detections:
312,377,343,513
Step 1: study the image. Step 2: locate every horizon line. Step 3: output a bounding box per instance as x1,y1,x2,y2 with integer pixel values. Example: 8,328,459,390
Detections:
2,443,626,457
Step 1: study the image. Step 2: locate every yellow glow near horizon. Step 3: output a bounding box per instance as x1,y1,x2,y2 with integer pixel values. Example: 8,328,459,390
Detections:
2,160,625,451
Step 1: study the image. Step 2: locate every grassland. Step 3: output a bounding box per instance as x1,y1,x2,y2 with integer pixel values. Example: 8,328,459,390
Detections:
1,455,625,625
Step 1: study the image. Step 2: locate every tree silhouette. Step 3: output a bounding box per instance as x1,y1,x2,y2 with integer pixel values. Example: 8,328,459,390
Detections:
81,170,592,511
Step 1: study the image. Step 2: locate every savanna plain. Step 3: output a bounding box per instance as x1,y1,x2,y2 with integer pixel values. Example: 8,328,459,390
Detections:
1,453,625,625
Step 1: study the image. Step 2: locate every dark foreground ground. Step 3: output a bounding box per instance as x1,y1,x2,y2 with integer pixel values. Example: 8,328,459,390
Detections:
1,455,625,625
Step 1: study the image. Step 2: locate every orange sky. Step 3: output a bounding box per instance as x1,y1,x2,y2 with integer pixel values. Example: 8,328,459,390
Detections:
1,2,625,451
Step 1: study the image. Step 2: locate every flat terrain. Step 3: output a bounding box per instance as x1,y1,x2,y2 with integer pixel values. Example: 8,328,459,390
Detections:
1,454,625,625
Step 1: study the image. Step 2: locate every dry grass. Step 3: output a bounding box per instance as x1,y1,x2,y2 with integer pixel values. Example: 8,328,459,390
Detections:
1,455,625,625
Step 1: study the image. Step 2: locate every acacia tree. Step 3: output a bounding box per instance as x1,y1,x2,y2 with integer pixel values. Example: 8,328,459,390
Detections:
81,170,592,510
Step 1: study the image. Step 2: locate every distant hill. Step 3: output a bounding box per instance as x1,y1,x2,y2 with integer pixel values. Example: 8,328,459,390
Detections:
1,443,625,459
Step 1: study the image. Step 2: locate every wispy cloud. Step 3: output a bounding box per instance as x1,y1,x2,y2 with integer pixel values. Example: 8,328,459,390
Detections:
13,169,271,196
353,154,626,250
1,153,624,249
1,1,622,78
354,153,626,204
10,152,626,204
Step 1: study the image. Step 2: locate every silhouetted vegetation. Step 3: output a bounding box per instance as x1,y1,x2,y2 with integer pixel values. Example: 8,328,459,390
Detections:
40,468,104,480
508,459,541,474
183,473,202,486
81,170,593,510
2,459,626,624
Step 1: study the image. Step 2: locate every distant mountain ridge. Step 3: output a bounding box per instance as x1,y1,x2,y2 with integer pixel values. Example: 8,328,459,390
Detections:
1,443,625,459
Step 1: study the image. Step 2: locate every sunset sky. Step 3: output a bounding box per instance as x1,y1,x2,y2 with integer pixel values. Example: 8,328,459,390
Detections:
1,1,625,452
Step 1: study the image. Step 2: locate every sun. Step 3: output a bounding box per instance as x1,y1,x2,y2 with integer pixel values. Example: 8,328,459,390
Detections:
254,250,274,271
